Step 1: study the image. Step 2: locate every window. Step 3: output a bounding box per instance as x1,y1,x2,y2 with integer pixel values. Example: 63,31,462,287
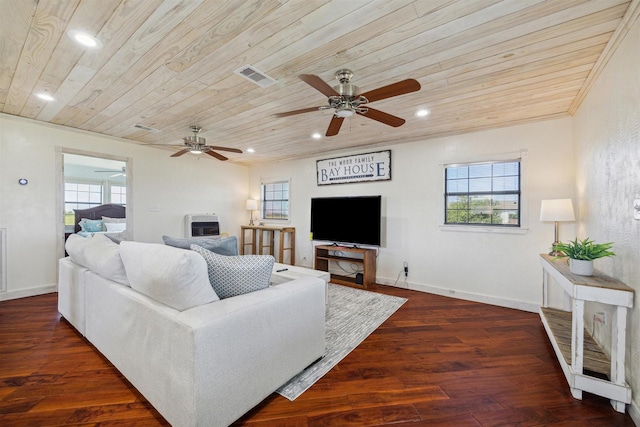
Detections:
444,160,520,227
261,180,289,220
110,185,126,205
65,182,103,212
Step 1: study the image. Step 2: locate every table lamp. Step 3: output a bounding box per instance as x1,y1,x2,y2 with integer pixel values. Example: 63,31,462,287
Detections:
540,198,575,256
246,199,258,226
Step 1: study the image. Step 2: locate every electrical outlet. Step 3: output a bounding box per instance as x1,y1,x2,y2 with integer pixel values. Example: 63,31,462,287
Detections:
404,261,408,277
634,199,640,220
594,312,606,326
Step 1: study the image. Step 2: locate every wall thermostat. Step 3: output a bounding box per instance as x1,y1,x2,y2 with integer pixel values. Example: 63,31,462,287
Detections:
18,178,28,185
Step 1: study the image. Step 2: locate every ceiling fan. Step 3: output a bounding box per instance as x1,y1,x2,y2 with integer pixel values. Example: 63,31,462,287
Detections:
275,69,421,137
168,126,242,161
95,166,126,177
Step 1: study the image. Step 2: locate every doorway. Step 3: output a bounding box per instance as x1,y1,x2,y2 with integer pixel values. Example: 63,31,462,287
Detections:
58,150,131,257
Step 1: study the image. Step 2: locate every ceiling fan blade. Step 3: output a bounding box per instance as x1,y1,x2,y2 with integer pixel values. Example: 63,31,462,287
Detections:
208,146,243,153
300,74,339,97
326,116,344,136
205,150,228,161
360,79,421,103
358,107,406,127
171,148,191,157
274,106,323,117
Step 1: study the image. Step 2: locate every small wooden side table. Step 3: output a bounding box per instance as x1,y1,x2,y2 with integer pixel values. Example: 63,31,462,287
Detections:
240,225,295,265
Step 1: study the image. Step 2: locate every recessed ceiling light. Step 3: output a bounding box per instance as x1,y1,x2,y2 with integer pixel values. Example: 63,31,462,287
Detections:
247,148,255,153
67,30,102,49
311,132,322,139
36,93,54,102
416,109,430,117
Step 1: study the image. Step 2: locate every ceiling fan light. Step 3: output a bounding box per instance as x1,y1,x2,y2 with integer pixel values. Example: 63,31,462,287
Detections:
335,108,355,118
189,149,203,154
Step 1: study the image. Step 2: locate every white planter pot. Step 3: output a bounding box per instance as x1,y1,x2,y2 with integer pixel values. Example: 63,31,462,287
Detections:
569,258,593,276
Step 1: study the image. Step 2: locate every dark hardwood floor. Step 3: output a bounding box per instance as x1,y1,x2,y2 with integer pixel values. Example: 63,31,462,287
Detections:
0,286,635,426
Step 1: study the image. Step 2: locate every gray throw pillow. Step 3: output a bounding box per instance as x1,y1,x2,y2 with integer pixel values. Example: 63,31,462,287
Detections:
190,244,274,299
162,235,238,256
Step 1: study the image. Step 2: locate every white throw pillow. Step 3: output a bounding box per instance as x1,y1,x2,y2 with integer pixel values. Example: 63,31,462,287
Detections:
191,245,274,299
119,241,219,310
102,216,127,224
65,234,129,286
105,222,127,232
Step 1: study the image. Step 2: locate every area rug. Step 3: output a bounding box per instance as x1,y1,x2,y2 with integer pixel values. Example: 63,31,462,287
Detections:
276,283,407,401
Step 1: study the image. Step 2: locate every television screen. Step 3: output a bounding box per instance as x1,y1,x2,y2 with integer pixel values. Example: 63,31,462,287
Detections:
310,196,382,246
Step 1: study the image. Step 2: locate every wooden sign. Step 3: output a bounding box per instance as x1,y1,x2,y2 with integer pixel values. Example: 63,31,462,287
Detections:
316,150,391,185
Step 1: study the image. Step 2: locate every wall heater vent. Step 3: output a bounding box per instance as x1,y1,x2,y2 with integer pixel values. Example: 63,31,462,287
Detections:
234,65,277,88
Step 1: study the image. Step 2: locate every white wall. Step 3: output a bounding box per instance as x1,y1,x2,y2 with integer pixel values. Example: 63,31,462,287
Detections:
572,15,640,420
0,115,248,300
249,117,575,312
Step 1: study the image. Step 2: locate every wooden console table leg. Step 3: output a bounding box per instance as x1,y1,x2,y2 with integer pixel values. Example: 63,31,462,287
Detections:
258,230,265,255
542,269,549,308
570,298,584,400
269,230,275,256
610,306,628,412
279,231,285,264
289,229,295,264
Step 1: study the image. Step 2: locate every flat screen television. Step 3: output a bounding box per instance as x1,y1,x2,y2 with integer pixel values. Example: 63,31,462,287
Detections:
310,195,382,246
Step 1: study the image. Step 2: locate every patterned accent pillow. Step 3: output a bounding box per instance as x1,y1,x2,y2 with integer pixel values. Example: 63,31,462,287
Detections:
190,245,274,299
79,218,104,232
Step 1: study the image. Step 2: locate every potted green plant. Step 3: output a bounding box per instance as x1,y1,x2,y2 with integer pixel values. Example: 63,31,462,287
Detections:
552,237,615,276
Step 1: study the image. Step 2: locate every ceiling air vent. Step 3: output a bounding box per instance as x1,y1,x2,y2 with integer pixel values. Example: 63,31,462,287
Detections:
234,65,277,88
133,124,161,133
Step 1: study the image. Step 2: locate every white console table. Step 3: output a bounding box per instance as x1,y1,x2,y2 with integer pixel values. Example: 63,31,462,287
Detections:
539,254,633,413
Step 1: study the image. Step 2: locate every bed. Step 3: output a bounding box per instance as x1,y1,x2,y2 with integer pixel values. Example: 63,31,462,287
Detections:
73,204,126,237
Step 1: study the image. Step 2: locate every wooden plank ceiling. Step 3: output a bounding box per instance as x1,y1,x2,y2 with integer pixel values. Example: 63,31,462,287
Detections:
1,0,638,165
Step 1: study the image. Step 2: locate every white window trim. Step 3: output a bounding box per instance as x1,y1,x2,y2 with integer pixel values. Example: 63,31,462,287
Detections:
259,178,291,224
439,150,529,234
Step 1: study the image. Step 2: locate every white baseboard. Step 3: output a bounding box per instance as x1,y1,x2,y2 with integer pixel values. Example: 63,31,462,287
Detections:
0,284,57,301
629,400,639,426
376,276,539,313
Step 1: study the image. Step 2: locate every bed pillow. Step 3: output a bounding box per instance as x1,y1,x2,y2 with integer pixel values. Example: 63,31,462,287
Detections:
79,218,104,232
105,222,127,233
102,216,127,224
120,241,219,310
65,234,129,286
162,235,238,256
191,245,274,299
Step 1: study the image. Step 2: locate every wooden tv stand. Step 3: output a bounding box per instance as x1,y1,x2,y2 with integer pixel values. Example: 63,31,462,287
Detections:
314,245,376,288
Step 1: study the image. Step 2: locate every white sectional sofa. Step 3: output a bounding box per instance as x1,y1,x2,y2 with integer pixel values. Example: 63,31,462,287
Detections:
58,235,326,427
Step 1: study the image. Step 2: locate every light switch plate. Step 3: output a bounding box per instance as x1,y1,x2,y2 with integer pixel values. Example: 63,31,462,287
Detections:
634,199,640,220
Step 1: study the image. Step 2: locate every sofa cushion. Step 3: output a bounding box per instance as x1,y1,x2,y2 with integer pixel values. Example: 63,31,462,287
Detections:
120,242,219,310
191,245,274,299
162,235,238,256
65,234,129,286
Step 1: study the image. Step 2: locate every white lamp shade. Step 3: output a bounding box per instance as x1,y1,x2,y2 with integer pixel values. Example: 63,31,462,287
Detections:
540,199,575,222
246,199,258,211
